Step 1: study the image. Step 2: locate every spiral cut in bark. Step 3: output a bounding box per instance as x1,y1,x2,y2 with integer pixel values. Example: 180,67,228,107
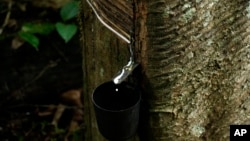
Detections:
86,0,133,43
86,0,138,84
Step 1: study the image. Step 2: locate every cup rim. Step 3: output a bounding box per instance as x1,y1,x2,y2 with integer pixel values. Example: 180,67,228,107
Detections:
92,81,141,112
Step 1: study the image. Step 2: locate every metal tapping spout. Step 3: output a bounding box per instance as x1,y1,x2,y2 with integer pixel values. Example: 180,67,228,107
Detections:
86,0,139,84
113,38,138,84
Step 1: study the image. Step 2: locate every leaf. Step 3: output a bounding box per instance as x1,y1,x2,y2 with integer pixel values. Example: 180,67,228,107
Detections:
18,31,39,50
60,1,79,21
52,104,66,127
37,105,56,116
11,36,25,49
21,22,55,35
55,22,77,43
61,88,83,107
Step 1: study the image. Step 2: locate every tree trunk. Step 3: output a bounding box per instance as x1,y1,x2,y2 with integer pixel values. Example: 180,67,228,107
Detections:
81,1,133,140
82,0,250,140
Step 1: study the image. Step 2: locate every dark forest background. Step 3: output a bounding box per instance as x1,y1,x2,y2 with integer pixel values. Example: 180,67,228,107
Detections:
0,0,84,140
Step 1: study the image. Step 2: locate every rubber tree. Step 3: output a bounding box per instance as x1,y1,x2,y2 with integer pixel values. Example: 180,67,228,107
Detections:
81,0,250,140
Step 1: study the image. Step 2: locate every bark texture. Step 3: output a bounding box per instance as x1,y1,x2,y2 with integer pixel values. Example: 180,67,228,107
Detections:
82,0,250,141
138,0,250,140
81,1,135,140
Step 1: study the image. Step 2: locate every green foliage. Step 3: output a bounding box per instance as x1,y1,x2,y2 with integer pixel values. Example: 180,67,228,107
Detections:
72,130,81,140
18,31,39,50
54,125,66,134
18,136,24,141
21,22,55,35
60,1,79,22
56,1,79,43
18,1,79,50
56,22,77,43
18,22,54,50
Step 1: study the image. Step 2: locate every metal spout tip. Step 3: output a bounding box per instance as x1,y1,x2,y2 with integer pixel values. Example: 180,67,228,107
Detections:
113,62,139,84
113,78,121,85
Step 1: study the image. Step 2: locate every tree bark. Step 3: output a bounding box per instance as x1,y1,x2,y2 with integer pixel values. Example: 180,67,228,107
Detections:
82,0,250,141
81,1,133,140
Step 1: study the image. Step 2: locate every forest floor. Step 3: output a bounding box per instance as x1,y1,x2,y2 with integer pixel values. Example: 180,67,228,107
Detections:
0,0,84,140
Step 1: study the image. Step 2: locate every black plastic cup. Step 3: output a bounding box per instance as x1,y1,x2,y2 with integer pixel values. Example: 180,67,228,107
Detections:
92,81,141,141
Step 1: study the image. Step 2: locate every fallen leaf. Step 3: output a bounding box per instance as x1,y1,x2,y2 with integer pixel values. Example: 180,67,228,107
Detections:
61,88,83,107
11,36,24,49
51,104,65,126
7,19,17,28
37,105,56,116
17,3,26,12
